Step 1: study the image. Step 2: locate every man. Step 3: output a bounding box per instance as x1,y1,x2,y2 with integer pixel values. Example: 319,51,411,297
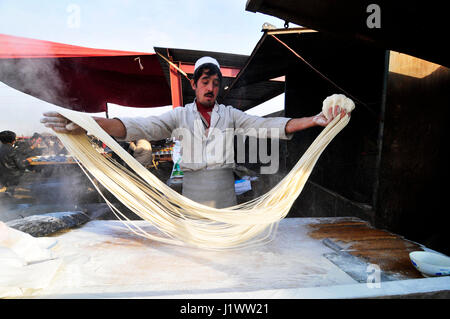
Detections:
41,56,348,208
0,130,27,193
14,133,45,159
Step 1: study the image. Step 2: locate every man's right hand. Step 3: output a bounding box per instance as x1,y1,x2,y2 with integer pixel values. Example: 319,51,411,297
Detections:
40,111,85,134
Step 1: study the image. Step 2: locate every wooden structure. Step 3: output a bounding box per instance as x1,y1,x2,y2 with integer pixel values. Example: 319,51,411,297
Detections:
154,47,285,110
228,27,450,256
10,217,449,298
246,0,449,68
308,218,424,279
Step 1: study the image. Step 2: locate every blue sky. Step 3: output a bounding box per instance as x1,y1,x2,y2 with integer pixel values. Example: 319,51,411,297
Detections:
0,0,291,135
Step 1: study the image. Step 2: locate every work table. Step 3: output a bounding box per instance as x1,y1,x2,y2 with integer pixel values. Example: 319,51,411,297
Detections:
16,217,449,299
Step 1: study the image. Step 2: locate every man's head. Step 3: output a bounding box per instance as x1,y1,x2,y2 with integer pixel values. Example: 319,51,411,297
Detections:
31,133,42,143
190,57,222,108
32,133,41,139
0,130,16,144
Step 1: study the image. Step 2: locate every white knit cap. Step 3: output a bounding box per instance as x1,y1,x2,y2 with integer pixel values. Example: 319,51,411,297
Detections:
194,56,220,72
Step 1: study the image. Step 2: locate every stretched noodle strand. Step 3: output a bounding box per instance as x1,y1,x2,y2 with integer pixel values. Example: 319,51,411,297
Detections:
55,108,350,250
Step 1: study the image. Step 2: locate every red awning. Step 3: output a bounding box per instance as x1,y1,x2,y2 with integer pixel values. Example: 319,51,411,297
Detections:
0,33,172,112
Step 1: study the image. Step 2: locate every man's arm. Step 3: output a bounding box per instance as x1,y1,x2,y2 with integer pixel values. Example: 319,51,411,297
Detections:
232,104,347,139
285,117,316,134
285,105,348,134
41,109,178,142
41,112,126,138
93,117,126,139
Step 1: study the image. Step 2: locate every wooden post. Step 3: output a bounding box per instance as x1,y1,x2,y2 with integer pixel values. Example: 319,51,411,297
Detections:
169,62,183,108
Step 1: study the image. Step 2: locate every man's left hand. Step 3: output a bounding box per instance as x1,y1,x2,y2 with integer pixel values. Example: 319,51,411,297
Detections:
313,105,349,127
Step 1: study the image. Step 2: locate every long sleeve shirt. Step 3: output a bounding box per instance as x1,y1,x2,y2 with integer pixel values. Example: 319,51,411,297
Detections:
117,101,293,172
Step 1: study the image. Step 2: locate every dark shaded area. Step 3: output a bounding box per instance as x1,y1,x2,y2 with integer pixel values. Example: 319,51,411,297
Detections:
229,24,449,256
284,51,450,255
280,33,385,216
246,0,449,68
375,66,450,255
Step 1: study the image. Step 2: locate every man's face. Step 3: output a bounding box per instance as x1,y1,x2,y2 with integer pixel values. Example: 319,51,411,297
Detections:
190,70,220,107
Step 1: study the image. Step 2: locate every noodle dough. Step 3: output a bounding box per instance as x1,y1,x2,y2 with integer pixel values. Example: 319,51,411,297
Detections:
52,94,353,250
322,94,355,120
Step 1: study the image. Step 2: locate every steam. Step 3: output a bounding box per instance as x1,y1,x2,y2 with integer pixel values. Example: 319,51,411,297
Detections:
0,159,100,216
0,57,70,109
0,39,101,212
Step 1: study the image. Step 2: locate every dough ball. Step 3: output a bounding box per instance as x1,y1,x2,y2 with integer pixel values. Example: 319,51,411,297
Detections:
322,94,355,120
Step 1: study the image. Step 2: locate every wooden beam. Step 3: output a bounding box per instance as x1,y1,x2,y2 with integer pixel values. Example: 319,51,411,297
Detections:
169,62,183,108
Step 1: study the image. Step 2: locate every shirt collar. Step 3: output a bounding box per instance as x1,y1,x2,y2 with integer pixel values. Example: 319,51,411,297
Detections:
192,98,219,113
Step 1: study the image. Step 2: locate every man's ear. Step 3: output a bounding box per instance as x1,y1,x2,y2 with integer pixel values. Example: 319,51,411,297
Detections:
190,78,196,90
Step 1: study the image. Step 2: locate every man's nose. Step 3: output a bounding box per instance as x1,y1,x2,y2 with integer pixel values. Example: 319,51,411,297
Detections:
206,81,214,92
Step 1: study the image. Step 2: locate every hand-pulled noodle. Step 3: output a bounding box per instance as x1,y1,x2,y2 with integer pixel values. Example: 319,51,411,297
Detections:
55,108,351,250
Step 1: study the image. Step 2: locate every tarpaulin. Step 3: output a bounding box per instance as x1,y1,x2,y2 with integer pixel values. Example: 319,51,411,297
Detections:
0,33,172,112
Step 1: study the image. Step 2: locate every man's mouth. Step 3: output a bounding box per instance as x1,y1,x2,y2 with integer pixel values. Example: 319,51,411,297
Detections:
205,93,214,98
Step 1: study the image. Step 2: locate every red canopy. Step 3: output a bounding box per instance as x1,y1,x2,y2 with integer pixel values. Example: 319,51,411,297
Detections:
0,33,172,112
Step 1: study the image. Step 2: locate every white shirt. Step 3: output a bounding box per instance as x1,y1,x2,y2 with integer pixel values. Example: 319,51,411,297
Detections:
117,101,292,172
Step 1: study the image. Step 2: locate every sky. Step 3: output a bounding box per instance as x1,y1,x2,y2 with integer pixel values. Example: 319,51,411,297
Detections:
0,0,292,136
